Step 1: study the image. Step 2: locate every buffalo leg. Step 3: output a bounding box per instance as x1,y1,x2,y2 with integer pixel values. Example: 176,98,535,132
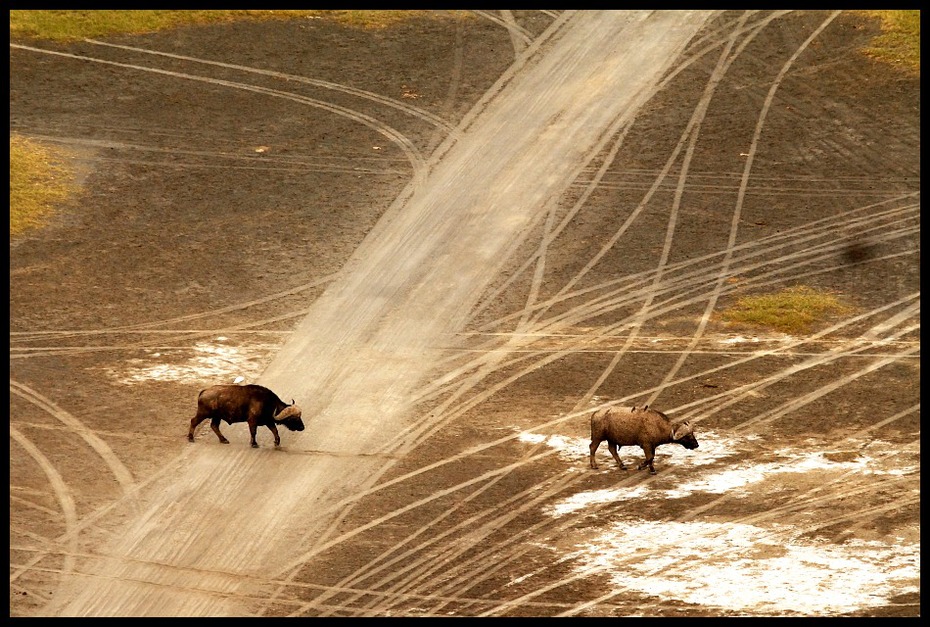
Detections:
607,442,627,470
210,418,230,444
637,444,656,474
589,440,601,469
188,414,208,442
267,423,281,447
248,420,259,448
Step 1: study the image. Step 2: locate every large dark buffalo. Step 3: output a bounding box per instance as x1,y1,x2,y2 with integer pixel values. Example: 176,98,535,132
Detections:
187,384,304,448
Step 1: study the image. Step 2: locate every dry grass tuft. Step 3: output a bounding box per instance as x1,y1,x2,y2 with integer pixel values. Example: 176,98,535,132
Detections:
719,286,854,335
855,10,920,74
10,134,78,237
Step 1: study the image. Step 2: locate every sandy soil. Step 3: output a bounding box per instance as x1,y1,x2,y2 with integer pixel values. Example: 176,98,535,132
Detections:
10,10,919,617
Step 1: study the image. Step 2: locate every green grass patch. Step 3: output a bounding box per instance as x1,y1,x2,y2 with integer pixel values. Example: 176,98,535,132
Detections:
9,10,468,42
855,10,920,74
719,286,853,335
10,134,79,237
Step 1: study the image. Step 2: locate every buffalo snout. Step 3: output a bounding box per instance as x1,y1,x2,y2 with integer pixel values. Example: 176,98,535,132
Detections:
283,417,305,432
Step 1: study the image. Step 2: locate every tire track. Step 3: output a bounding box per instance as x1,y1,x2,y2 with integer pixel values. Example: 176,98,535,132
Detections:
9,39,454,580
733,339,919,432
402,243,917,494
302,354,912,612
424,17,467,157
670,323,920,426
569,11,762,409
11,312,308,360
411,9,574,171
291,297,918,611
398,237,918,462
355,436,918,616
272,316,908,600
471,10,534,50
10,381,137,593
384,354,919,616
9,43,430,192
576,177,918,197
9,381,135,492
9,133,412,176
469,195,915,343
469,10,791,334
395,431,918,615
82,38,456,134
274,11,740,600
672,330,920,443
261,0,707,572
527,219,916,339
11,12,576,366
11,273,337,344
15,549,580,615
524,12,838,329
15,10,916,616
447,469,919,616
436,215,916,419
453,12,796,329
504,15,771,333
9,427,79,588
429,313,919,596
643,10,841,408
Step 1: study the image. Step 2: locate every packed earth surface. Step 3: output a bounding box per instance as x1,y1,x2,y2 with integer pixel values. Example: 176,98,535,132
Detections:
9,10,920,617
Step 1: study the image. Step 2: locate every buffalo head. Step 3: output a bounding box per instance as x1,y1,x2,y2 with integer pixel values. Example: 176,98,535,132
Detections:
672,421,699,450
273,404,305,432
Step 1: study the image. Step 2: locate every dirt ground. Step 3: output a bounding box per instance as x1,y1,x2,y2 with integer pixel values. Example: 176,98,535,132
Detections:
9,11,919,617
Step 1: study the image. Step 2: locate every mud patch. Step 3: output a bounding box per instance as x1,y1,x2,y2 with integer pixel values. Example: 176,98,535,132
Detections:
522,429,919,615
568,520,919,615
100,336,274,385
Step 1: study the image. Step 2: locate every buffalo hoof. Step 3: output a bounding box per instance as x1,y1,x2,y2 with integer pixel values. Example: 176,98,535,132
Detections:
219,439,230,445
251,442,259,448
187,436,194,443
